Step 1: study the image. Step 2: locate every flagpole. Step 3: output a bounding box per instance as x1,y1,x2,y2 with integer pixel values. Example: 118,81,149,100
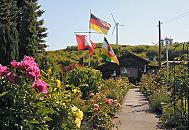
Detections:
74,31,100,34
88,9,92,66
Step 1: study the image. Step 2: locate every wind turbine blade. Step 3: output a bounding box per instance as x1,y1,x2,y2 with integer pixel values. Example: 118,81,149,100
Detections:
111,13,116,24
119,24,125,26
112,25,116,35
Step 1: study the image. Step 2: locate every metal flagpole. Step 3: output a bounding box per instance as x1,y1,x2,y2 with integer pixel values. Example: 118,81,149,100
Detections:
74,32,100,34
88,9,92,66
166,38,169,87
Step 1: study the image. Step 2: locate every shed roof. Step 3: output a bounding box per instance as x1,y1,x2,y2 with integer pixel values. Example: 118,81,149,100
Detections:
96,52,149,69
118,52,149,63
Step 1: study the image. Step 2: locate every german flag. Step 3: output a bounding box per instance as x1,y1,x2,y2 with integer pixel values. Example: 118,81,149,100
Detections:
89,13,111,35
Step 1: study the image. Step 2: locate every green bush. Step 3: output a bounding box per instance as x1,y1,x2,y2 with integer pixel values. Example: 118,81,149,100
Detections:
0,57,80,129
0,78,50,129
149,92,169,112
140,65,189,129
65,67,102,99
79,77,131,130
161,103,188,129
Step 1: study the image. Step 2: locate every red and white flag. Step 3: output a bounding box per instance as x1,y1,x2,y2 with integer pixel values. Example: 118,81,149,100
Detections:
75,34,96,55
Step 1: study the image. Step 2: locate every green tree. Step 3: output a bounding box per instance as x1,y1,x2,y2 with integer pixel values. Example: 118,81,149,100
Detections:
17,0,47,59
0,0,19,65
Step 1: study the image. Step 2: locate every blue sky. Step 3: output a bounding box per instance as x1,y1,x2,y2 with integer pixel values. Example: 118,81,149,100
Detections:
39,0,189,50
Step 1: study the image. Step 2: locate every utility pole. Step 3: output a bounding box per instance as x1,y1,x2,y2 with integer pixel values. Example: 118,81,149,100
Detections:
158,21,162,68
187,43,189,126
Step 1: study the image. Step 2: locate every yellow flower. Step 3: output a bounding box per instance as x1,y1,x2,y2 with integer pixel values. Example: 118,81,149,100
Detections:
71,106,78,113
71,106,83,128
75,109,83,120
46,68,52,76
75,118,81,128
62,103,66,108
55,79,61,88
72,89,80,97
72,89,80,94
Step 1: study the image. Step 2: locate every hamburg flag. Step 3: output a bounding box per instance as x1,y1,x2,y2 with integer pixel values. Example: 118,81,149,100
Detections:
75,34,96,55
89,13,111,35
101,37,119,65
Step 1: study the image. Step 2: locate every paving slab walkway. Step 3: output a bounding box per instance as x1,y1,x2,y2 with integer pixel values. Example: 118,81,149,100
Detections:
113,88,162,130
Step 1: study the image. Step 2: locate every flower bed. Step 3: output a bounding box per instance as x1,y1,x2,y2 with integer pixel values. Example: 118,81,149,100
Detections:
0,56,131,129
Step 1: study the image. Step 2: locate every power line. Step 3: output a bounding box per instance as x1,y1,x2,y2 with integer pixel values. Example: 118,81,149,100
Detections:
163,10,189,24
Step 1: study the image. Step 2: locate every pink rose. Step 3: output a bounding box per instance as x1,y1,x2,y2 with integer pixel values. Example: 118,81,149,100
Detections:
32,80,48,94
0,64,8,76
94,104,99,110
106,98,113,105
15,56,40,80
23,56,35,62
10,60,18,68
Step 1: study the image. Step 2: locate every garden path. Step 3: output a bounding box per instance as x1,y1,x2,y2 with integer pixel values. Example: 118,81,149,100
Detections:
113,88,162,130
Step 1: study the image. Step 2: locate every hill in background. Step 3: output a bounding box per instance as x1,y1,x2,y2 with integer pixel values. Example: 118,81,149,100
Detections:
37,42,188,74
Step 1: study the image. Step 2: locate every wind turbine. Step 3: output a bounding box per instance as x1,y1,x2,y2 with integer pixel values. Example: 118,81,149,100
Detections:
111,13,125,45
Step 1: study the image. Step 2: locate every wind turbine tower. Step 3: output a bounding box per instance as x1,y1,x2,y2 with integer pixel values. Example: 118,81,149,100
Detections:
111,13,125,45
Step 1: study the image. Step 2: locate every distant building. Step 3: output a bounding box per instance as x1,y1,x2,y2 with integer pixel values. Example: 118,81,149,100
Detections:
165,38,173,45
96,52,149,83
161,38,173,46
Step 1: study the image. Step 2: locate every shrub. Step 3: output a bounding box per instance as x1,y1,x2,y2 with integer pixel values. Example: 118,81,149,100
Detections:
65,67,102,99
78,77,130,129
149,92,169,112
0,56,82,129
161,103,188,129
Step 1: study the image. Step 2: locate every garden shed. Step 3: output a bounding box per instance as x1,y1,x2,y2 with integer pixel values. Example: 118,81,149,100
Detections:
96,52,149,83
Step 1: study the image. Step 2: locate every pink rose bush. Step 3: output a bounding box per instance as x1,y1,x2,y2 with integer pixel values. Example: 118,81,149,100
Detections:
10,56,40,80
0,56,47,94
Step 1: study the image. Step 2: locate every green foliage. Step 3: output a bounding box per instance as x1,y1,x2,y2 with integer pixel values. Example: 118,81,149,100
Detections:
0,0,19,65
131,45,148,54
18,0,38,58
161,102,188,129
0,76,51,129
79,77,131,129
146,47,158,60
0,55,133,130
0,0,18,24
0,0,47,64
100,77,130,103
140,74,162,95
0,23,19,65
65,67,102,99
140,73,169,112
41,43,162,73
149,92,169,112
0,62,78,129
140,62,189,129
